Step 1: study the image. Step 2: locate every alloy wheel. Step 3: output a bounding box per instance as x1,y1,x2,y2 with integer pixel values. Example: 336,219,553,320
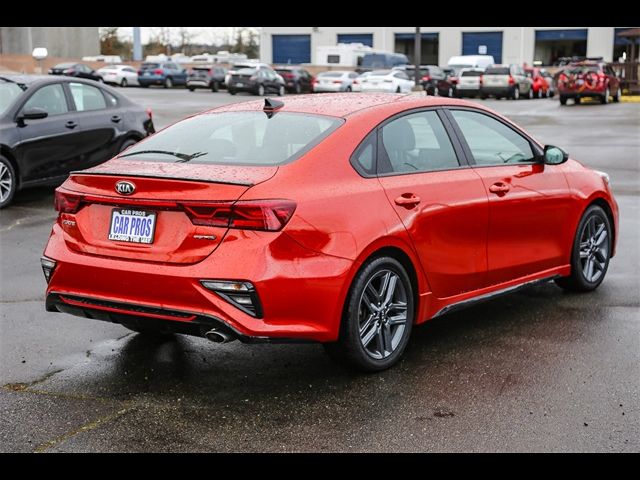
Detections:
579,215,610,283
358,270,408,360
0,162,13,204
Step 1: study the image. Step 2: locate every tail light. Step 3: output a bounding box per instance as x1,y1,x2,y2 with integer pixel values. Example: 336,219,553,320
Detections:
138,70,143,75
64,68,75,75
146,107,153,121
508,75,515,85
422,75,431,81
181,200,296,232
153,69,163,75
54,190,82,214
333,80,342,84
353,80,359,85
450,77,458,84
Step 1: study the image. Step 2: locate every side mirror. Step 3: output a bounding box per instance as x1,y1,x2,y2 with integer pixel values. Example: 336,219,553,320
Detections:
543,145,568,165
19,107,49,121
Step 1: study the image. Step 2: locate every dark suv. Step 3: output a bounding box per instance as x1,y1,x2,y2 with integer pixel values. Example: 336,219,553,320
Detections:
274,67,313,94
557,62,621,105
138,61,188,88
187,65,227,92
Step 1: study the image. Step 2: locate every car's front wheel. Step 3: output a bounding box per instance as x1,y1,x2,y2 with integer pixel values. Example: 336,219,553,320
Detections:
0,155,17,209
555,205,612,292
324,256,414,372
120,78,128,88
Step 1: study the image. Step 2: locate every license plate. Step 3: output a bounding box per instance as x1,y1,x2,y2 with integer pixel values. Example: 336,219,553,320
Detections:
108,208,156,244
235,82,244,87
144,71,151,76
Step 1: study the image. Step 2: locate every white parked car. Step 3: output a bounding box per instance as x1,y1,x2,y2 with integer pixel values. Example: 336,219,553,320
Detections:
96,65,139,87
352,71,372,92
312,71,359,93
360,69,415,93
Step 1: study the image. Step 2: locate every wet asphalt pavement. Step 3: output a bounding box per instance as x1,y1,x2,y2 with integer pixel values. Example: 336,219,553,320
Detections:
1,88,638,452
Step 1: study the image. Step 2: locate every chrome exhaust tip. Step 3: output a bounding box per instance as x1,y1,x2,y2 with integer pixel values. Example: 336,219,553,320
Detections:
204,329,234,344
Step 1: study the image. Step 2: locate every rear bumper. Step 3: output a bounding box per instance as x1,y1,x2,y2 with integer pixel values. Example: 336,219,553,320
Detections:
481,86,513,96
138,76,166,85
43,223,353,342
456,87,481,96
187,79,210,88
558,88,606,97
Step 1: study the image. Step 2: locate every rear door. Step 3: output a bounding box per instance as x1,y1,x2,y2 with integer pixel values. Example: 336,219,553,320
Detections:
447,108,573,285
15,82,86,182
67,82,122,168
376,108,489,298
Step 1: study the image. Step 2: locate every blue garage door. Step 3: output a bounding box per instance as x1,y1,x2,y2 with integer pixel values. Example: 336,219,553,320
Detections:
535,29,588,41
614,27,640,45
272,35,311,64
462,32,503,63
337,34,373,47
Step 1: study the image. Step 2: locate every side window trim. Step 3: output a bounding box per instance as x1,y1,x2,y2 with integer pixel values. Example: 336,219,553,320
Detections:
442,107,544,167
16,82,72,118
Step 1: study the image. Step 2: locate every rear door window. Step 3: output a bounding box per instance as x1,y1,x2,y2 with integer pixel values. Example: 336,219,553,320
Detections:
69,82,107,111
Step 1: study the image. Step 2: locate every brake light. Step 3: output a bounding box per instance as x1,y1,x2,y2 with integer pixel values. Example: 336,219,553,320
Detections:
450,77,458,84
181,200,296,231
153,69,163,75
146,107,153,121
138,70,143,75
353,80,359,85
479,75,483,86
422,75,431,81
54,191,82,214
508,75,515,85
333,80,342,84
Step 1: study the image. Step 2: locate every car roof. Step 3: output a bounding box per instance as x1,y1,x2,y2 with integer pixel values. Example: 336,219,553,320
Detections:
209,93,484,118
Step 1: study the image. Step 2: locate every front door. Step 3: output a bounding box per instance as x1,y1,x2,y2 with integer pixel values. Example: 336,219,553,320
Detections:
447,108,573,285
376,109,489,299
15,82,85,182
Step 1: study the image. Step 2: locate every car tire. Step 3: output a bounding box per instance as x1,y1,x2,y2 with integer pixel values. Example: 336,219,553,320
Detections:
560,95,567,105
295,82,302,94
228,89,237,95
613,87,621,103
395,86,401,93
257,84,265,96
537,88,543,99
211,81,219,92
278,85,285,96
511,87,520,100
120,78,128,88
434,86,439,96
119,138,137,154
164,77,173,89
188,86,195,92
0,155,17,209
555,205,612,292
574,97,581,104
601,87,610,104
323,256,414,372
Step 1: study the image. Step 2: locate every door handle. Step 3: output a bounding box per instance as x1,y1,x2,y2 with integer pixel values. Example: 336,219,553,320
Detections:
65,121,78,129
489,182,510,194
394,193,421,208
111,115,122,123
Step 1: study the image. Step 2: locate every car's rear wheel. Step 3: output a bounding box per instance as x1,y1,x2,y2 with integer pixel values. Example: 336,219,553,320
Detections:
574,96,581,104
528,87,534,99
613,86,621,103
278,85,285,96
0,155,17,209
511,87,520,100
537,88,543,99
324,256,414,372
211,81,219,92
120,78,128,88
555,205,612,292
228,89,237,95
447,87,453,97
257,84,265,96
164,77,173,89
295,82,302,94
395,86,401,93
601,87,610,104
559,95,567,105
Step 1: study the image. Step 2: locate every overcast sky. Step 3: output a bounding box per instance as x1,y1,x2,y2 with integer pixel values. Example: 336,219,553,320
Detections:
116,27,256,45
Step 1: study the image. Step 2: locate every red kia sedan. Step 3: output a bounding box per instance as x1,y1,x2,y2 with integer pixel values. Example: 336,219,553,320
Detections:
42,94,619,372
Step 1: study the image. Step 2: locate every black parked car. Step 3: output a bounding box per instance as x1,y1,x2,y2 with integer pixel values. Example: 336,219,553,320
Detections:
48,63,103,82
274,66,313,94
228,68,285,96
187,65,227,92
0,75,154,208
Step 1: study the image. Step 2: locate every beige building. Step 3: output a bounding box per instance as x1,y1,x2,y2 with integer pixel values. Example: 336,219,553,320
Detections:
0,27,100,58
260,27,637,66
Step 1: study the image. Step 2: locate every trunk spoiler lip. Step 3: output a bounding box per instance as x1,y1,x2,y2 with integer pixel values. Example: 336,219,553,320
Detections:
68,170,255,187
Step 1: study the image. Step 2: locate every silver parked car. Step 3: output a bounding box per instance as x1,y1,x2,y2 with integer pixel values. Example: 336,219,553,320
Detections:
312,71,359,93
480,64,533,100
456,68,484,98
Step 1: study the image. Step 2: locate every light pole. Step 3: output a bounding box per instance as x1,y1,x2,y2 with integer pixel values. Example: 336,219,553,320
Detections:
413,27,423,92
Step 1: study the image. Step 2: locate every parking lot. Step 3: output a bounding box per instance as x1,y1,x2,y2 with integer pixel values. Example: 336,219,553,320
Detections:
1,89,638,452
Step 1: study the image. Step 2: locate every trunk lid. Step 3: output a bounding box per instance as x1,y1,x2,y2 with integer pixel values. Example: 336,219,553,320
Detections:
58,160,277,264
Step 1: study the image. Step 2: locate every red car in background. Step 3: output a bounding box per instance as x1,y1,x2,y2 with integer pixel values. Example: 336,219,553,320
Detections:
42,94,619,372
525,67,550,98
557,62,622,105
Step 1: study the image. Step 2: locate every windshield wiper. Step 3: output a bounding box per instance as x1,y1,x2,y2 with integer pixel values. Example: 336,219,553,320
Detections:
119,150,207,162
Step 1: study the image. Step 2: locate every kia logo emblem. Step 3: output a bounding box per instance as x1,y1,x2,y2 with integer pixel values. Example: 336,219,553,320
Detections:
115,180,135,195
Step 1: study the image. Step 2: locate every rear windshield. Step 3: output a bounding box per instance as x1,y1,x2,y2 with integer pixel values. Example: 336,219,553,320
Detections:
54,63,75,69
119,112,343,166
0,81,24,115
485,67,510,75
461,70,483,77
318,72,344,78
141,63,159,69
236,68,257,75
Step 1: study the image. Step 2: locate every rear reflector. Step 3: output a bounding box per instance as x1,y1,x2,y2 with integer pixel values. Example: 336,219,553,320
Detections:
41,256,56,283
54,190,82,214
181,199,296,232
200,280,263,317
